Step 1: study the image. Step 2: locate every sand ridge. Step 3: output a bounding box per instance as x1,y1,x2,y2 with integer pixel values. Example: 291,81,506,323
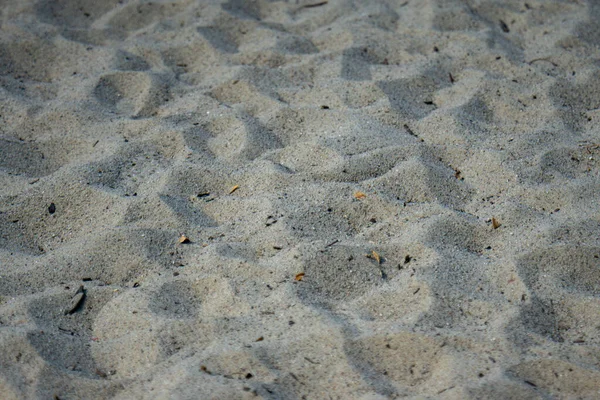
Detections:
1,0,600,398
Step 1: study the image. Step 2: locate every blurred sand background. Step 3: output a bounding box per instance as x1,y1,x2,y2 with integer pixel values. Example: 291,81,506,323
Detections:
1,0,600,398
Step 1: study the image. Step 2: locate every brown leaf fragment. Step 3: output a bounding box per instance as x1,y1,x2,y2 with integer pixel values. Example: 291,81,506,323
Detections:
295,272,305,281
200,365,212,374
354,191,366,200
255,336,264,342
491,217,501,229
95,369,108,378
229,185,240,194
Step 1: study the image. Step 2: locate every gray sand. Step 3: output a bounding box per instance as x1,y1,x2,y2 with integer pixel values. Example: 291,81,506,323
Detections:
1,0,600,399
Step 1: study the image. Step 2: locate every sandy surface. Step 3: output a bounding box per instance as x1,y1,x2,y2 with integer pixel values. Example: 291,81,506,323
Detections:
1,0,600,398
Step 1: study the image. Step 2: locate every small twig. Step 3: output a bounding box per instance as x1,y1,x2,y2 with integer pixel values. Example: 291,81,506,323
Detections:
289,372,301,382
527,57,558,67
437,386,455,394
58,326,75,335
302,1,327,8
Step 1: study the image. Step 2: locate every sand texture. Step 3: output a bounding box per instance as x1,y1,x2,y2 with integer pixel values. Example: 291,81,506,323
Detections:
1,0,600,398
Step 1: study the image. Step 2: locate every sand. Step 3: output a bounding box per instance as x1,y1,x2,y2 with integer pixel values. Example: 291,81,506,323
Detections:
0,0,599,398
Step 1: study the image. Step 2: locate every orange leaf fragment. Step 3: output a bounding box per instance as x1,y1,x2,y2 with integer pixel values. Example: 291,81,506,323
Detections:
295,272,305,281
179,235,190,243
366,250,381,264
354,191,366,200
491,217,501,229
229,185,240,194
371,250,381,264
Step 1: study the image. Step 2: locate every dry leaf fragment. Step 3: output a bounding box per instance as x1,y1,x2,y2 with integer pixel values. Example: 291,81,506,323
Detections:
354,191,366,199
200,365,212,374
95,369,108,378
295,272,305,281
64,285,86,315
491,217,501,229
229,185,240,194
179,235,190,243
371,250,381,264
366,250,382,264
255,336,264,342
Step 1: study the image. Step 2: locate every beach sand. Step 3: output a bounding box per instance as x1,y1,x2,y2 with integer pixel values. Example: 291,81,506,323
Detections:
1,0,600,398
